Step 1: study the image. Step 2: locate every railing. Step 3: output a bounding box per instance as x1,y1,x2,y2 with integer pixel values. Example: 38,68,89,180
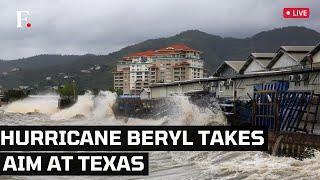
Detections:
252,91,280,131
252,90,319,134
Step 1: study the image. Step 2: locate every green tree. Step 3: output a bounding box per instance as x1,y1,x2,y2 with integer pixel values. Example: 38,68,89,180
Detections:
107,88,123,96
57,81,77,98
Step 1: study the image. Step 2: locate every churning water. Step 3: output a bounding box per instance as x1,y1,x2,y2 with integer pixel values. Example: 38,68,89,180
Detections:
0,92,319,180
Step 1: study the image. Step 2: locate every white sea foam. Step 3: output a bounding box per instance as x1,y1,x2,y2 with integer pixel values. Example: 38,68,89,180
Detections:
3,91,225,126
1,91,319,179
4,93,59,115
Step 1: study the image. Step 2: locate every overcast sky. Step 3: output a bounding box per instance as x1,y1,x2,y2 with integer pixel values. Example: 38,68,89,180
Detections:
0,0,319,60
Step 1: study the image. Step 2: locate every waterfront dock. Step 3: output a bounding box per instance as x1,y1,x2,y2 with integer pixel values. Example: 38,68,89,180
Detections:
143,43,320,157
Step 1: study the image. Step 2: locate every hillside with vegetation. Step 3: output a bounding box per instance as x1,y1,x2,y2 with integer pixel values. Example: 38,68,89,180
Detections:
0,26,319,92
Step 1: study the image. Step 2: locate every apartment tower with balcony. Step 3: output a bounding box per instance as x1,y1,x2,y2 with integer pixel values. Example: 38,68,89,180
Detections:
113,44,204,95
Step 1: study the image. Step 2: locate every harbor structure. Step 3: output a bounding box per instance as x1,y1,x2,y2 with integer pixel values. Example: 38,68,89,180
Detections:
239,53,276,74
267,46,314,71
113,44,204,95
113,42,320,157
302,43,320,68
134,42,320,156
148,43,320,100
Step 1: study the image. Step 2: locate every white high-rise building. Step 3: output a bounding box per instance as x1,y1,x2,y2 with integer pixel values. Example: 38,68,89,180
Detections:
113,44,204,95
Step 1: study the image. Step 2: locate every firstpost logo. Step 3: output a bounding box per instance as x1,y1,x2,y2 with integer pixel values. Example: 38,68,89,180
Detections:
16,11,31,29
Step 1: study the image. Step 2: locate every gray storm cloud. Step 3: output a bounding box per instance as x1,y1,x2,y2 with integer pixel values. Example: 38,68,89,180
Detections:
0,0,319,59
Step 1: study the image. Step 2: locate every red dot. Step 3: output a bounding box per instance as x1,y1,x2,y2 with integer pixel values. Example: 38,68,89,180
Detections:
26,23,32,28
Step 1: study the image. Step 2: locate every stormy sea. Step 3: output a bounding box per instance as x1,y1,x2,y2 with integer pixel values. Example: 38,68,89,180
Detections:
0,92,319,180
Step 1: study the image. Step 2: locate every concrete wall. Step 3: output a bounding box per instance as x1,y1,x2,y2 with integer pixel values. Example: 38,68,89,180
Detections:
216,80,234,98
151,86,167,99
235,75,286,100
150,71,320,99
272,54,297,69
150,81,205,98
244,60,263,74
218,66,238,77
288,72,320,94
217,72,320,100
167,85,182,95
314,51,320,63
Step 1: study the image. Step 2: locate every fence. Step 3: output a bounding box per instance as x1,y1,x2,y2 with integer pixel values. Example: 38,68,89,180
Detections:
252,90,320,133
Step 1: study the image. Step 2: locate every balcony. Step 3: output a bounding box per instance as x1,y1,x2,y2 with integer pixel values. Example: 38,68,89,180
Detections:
153,55,201,60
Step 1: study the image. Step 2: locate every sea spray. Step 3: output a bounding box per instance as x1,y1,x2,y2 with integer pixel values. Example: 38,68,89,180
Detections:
91,91,117,119
51,93,94,120
124,95,225,126
1,92,320,179
166,150,320,179
4,94,59,115
163,95,226,126
51,91,117,120
3,91,225,126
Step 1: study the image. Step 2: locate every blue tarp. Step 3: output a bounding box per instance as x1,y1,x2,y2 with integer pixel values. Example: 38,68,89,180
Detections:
254,80,289,92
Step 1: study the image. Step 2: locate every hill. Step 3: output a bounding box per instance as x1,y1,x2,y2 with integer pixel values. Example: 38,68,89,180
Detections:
0,26,319,91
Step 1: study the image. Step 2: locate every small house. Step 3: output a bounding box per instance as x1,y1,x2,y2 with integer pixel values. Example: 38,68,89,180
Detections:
267,46,314,70
239,53,275,74
214,61,246,77
301,43,320,68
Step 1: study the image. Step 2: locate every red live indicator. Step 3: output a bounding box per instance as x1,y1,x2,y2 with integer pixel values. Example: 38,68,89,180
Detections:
283,8,310,18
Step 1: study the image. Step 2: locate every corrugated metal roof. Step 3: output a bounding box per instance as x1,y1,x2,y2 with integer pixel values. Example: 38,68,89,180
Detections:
224,61,246,72
308,43,320,56
251,53,276,59
281,46,314,52
267,46,315,68
256,59,272,68
289,52,309,62
239,53,275,74
301,43,320,62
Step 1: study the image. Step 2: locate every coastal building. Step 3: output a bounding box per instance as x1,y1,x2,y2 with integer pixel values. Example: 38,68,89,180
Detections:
214,61,246,77
267,46,314,70
302,44,320,68
239,53,276,74
113,44,204,95
149,43,320,100
217,45,320,99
